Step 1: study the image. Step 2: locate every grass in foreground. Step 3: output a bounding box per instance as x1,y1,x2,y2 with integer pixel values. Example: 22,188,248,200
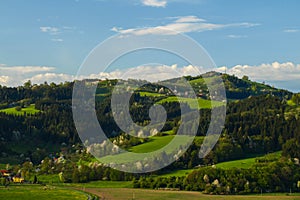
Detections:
81,188,300,200
0,185,87,200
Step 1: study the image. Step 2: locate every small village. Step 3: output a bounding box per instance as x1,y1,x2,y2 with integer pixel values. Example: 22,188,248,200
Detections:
1,169,25,184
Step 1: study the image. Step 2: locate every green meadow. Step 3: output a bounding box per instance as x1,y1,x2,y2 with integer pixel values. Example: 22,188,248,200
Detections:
158,151,282,177
0,104,40,115
157,96,224,109
216,151,282,169
99,135,202,164
0,185,88,200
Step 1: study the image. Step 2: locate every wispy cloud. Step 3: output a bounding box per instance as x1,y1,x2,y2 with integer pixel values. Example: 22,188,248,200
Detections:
29,73,75,84
140,0,201,7
0,65,55,73
51,38,64,42
141,0,167,7
40,26,76,42
111,16,259,35
227,34,248,39
284,29,299,33
174,15,205,23
40,26,60,35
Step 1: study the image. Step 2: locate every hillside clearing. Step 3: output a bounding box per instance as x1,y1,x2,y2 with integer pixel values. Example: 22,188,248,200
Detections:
157,96,224,109
0,104,40,115
216,151,282,169
99,135,196,164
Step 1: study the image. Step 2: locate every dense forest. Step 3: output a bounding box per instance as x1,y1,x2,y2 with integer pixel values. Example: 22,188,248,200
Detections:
0,72,299,194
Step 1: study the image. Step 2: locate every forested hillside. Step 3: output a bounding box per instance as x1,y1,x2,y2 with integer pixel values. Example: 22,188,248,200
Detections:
0,73,299,194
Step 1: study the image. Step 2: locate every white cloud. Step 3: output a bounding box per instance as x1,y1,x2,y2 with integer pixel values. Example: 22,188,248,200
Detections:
40,26,76,42
29,73,75,84
51,38,64,42
0,65,57,86
40,26,60,35
174,15,206,23
0,63,203,86
2,62,299,90
141,0,167,7
0,65,55,73
0,76,10,85
111,16,259,35
82,64,202,82
227,34,248,39
284,29,299,33
216,62,300,81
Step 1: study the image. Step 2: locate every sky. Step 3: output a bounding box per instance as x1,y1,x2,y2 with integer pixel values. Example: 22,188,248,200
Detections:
0,0,299,92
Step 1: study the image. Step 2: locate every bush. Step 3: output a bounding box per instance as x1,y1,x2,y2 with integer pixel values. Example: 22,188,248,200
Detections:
15,106,22,111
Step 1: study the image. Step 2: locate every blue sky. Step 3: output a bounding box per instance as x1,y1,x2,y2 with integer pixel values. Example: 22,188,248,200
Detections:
0,0,299,91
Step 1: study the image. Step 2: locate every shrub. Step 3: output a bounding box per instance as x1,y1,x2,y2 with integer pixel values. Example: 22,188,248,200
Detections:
15,106,22,111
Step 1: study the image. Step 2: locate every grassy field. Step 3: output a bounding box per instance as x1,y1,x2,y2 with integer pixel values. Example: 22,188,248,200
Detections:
0,185,88,200
0,104,40,115
1,184,299,200
157,151,282,178
216,151,282,169
99,135,197,164
216,157,258,169
157,96,224,109
129,135,203,154
139,91,165,97
189,76,217,86
129,135,175,153
79,188,300,200
162,130,175,135
287,99,297,106
139,89,224,110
